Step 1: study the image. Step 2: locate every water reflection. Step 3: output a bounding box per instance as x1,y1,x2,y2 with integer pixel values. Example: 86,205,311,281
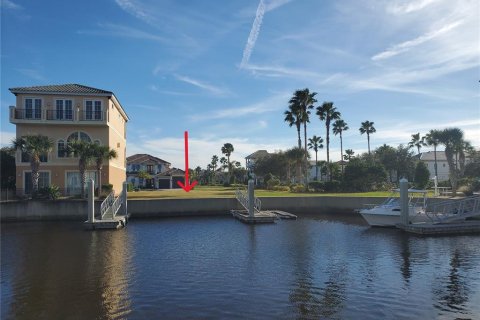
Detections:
1,223,132,319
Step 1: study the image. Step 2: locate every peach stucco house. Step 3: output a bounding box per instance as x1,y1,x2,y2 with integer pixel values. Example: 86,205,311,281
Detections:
9,84,129,196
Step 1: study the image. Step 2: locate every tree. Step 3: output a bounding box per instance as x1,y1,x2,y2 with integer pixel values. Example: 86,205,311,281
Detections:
375,144,397,182
221,143,234,182
425,129,441,179
211,155,219,183
289,88,317,184
344,149,355,161
438,128,467,196
414,161,430,189
253,152,289,182
394,144,415,182
308,135,324,181
286,147,308,183
284,103,302,148
316,102,341,165
12,135,53,197
67,140,96,198
91,144,118,196
1,147,16,190
343,158,387,192
408,133,426,154
137,170,152,188
359,121,376,155
220,157,228,171
332,119,349,174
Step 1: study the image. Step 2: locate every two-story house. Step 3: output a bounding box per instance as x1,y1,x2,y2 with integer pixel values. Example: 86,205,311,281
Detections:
126,154,170,188
9,84,129,196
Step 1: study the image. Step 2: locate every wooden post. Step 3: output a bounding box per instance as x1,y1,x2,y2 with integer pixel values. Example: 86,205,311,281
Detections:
87,179,95,223
248,179,254,218
400,178,409,225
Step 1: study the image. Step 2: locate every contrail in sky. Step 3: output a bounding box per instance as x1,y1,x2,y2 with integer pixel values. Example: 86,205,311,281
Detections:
240,0,266,68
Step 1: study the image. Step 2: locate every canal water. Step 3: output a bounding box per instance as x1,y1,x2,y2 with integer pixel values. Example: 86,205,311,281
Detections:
2,214,479,319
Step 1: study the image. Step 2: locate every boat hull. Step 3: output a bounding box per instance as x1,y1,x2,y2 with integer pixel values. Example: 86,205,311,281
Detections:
359,208,431,227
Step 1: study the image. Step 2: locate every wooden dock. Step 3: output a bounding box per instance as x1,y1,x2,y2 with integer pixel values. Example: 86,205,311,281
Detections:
396,221,480,235
84,214,129,230
231,210,297,224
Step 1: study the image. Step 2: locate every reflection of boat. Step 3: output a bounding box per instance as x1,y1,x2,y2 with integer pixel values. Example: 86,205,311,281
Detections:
358,189,430,227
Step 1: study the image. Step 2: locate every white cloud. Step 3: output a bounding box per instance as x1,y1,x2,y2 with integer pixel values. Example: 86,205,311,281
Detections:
387,0,438,15
174,74,229,96
114,0,154,24
240,0,266,68
0,131,15,147
127,135,290,168
1,0,21,9
188,93,289,121
78,23,167,43
17,68,47,82
372,20,463,61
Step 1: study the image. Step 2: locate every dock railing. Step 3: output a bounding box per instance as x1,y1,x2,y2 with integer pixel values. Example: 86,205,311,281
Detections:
100,191,115,219
426,195,480,224
235,188,261,213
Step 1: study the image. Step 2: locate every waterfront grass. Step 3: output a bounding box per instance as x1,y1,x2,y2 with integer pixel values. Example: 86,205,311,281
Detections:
127,186,393,199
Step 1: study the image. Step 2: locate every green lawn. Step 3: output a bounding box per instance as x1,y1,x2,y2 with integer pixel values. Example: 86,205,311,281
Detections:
127,186,394,199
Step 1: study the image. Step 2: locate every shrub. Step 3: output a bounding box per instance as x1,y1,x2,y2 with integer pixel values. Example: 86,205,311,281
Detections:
290,184,306,193
308,181,324,192
272,185,290,192
127,182,134,192
39,185,60,200
266,176,281,190
458,185,474,196
324,180,341,192
414,161,430,189
223,181,231,187
101,184,113,196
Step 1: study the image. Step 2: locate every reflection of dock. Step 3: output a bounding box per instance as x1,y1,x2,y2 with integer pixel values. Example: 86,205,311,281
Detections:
396,221,480,235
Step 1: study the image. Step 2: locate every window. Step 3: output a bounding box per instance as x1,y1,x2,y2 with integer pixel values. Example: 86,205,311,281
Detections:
58,140,66,158
25,98,42,119
85,100,102,120
67,132,92,157
94,140,101,145
24,171,50,194
55,99,73,120
66,171,97,196
147,165,154,173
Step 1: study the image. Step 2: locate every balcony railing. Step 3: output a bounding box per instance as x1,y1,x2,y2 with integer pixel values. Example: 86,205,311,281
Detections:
10,106,106,123
46,109,74,121
78,110,105,121
13,109,42,120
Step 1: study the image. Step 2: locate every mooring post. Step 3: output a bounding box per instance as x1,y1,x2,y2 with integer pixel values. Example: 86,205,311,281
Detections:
248,179,255,218
122,181,128,216
400,178,409,225
87,179,95,223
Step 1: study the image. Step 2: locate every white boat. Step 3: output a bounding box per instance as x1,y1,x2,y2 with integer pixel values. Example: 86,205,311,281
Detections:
358,189,431,227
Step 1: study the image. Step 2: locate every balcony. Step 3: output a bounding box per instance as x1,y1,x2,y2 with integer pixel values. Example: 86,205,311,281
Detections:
10,106,107,125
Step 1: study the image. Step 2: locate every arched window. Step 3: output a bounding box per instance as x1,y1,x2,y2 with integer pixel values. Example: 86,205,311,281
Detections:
94,139,101,145
58,140,66,158
67,131,91,143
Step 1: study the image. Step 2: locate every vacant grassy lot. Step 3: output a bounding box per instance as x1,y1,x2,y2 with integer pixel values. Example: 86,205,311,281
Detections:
127,186,394,199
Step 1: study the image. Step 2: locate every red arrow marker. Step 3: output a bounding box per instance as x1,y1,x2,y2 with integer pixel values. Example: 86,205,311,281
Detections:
177,131,198,192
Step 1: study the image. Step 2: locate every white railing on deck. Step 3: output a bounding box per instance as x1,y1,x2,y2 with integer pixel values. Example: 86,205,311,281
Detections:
100,191,115,219
110,193,123,218
235,188,261,212
426,195,480,224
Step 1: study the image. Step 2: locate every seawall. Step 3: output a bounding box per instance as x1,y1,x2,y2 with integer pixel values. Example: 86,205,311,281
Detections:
0,196,447,222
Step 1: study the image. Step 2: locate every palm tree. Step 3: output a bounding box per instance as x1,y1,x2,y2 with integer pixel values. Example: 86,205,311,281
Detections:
437,128,465,196
286,147,308,183
359,121,376,155
408,133,426,154
290,89,317,183
284,103,302,148
221,143,234,182
332,119,349,174
425,129,441,179
211,155,219,184
343,149,355,161
308,135,324,181
92,144,118,196
220,157,228,171
12,134,53,197
67,140,96,198
316,102,341,164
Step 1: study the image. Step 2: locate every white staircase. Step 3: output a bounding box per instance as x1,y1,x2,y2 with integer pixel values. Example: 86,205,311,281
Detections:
426,195,480,224
235,188,262,213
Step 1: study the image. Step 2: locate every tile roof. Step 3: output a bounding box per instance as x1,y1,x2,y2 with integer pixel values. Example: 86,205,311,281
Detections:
127,154,171,165
246,150,270,159
419,151,447,161
9,84,113,95
156,168,185,177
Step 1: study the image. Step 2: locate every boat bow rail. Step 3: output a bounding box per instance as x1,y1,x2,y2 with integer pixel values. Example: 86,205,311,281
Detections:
426,195,480,224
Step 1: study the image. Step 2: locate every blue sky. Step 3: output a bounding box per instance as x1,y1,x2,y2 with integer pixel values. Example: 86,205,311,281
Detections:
1,0,479,168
